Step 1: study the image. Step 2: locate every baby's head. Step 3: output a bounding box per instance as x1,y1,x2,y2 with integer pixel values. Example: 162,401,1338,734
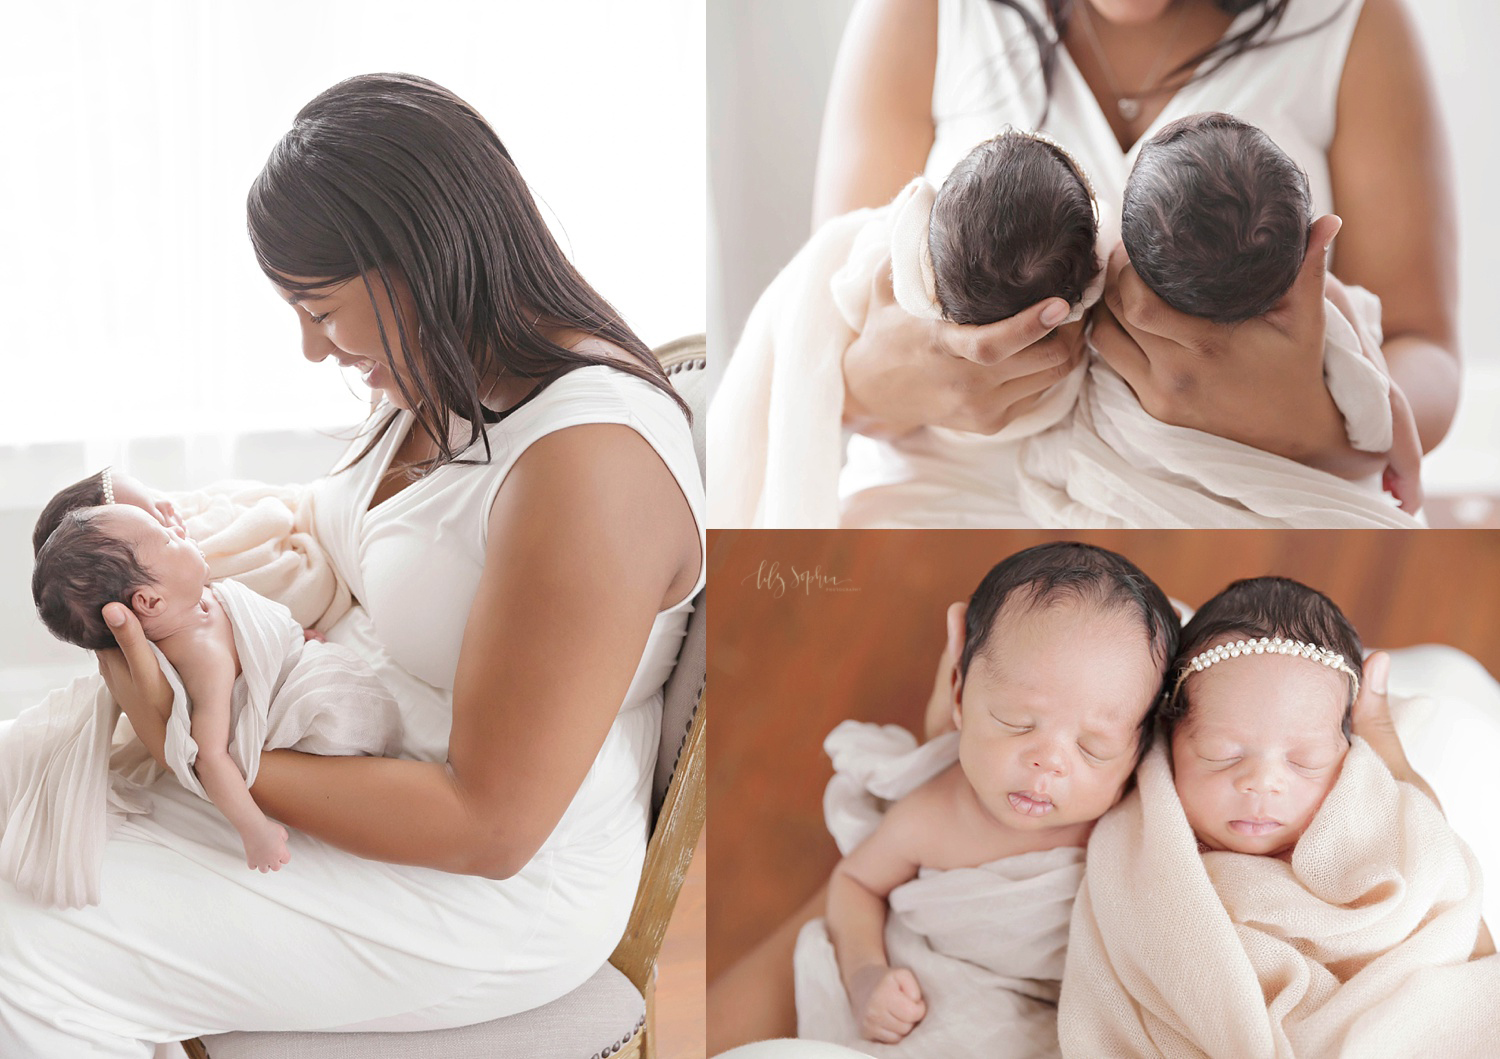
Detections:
32,468,181,557
32,504,209,650
928,131,1100,324
949,541,1179,832
1163,577,1361,857
1122,112,1312,323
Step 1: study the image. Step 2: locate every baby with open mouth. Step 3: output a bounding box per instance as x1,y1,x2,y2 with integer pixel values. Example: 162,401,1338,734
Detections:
1160,576,1361,860
816,541,1178,1049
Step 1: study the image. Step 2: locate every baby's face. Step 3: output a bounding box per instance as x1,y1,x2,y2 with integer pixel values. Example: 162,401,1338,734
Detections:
954,599,1161,834
99,504,209,611
1171,649,1350,857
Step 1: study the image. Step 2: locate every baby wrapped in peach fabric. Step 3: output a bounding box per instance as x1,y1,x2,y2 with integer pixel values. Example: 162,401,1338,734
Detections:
1060,579,1500,1058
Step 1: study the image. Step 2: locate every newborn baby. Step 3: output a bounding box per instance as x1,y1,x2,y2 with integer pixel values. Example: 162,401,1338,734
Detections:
1123,111,1311,324
921,129,1100,325
34,503,293,871
1161,576,1361,859
796,542,1179,1057
1060,576,1500,1058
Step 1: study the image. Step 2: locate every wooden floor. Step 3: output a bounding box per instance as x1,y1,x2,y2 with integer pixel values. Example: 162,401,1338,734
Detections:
656,830,706,1059
707,529,1500,979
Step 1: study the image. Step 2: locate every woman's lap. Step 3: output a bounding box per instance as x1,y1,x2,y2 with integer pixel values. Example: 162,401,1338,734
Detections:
0,773,620,1055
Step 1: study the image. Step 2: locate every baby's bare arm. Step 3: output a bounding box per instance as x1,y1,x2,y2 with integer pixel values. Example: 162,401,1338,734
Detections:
828,781,949,1042
173,633,289,872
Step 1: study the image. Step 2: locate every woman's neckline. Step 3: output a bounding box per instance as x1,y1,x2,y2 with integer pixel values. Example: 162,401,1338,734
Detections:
1053,3,1253,156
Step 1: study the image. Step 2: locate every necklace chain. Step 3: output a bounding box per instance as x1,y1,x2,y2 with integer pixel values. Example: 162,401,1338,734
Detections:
1075,1,1189,122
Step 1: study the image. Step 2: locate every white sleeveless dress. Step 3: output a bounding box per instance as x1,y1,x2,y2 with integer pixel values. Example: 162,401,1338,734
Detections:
840,0,1367,526
0,365,705,1057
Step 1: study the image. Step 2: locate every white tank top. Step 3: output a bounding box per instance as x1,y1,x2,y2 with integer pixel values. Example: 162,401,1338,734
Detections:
308,365,704,866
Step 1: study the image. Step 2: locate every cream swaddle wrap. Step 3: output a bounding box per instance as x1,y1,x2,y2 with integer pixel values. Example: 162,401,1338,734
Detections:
1059,737,1500,1059
173,479,352,631
0,579,401,909
794,722,1084,1059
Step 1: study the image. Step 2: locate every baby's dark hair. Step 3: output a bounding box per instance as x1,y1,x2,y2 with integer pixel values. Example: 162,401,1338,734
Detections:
960,541,1180,762
1122,112,1312,323
929,132,1099,324
32,470,107,556
1161,576,1362,742
32,509,152,651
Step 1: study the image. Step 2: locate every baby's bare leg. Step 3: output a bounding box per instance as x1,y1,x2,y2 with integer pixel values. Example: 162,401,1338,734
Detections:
189,692,289,873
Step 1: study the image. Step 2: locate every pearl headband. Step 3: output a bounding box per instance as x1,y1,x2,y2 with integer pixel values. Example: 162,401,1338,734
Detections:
890,127,1106,325
1172,636,1361,701
101,466,115,506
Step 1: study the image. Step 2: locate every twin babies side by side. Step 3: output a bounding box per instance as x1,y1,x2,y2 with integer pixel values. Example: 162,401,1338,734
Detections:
30,469,312,873
815,543,1475,1050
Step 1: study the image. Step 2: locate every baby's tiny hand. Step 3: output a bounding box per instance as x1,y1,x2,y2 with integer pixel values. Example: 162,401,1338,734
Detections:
849,965,927,1045
302,629,327,643
244,823,291,873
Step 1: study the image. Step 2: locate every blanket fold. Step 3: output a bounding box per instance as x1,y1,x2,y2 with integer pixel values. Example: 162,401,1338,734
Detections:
172,479,353,631
0,580,402,909
795,721,1083,1059
1059,737,1500,1059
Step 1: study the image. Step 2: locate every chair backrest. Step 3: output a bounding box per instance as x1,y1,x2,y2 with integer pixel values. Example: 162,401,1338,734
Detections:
608,337,709,996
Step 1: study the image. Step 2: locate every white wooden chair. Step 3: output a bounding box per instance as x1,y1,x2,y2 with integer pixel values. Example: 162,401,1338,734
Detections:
186,336,708,1059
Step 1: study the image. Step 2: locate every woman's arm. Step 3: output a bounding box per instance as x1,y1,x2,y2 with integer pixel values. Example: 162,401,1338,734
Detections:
1328,0,1460,454
104,423,699,879
812,0,939,227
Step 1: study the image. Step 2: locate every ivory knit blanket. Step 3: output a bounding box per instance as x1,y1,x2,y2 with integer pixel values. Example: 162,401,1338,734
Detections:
1059,738,1500,1058
795,723,1084,1059
0,579,401,908
172,479,352,631
709,194,1410,529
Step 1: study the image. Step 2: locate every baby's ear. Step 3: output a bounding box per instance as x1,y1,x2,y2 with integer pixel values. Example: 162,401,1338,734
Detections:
947,601,968,725
130,586,165,618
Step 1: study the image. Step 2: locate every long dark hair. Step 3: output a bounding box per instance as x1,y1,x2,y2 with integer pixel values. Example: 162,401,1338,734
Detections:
996,0,1351,127
247,73,688,475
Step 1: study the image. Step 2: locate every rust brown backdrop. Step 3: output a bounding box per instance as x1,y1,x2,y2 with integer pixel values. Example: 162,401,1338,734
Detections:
707,529,1500,980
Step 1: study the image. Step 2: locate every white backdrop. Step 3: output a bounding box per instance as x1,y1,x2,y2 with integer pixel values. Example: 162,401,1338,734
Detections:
1,0,706,447
707,0,1499,497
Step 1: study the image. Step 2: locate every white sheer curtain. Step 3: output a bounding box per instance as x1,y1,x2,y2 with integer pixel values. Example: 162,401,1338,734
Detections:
0,0,705,447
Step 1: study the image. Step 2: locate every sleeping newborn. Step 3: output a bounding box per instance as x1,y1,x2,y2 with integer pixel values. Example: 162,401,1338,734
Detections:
1162,576,1360,859
1059,576,1500,1058
1122,111,1311,324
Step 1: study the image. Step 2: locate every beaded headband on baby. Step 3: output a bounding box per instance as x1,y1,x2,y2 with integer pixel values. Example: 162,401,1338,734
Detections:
1171,635,1362,702
101,466,115,506
889,127,1106,325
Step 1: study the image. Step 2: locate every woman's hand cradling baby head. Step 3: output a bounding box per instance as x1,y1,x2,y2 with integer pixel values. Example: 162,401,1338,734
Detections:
842,263,1085,438
1093,215,1394,482
96,602,173,769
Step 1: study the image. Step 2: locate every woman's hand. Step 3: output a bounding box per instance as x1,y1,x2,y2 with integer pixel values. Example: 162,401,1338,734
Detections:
1092,215,1387,479
1350,651,1439,806
96,602,172,768
842,265,1086,438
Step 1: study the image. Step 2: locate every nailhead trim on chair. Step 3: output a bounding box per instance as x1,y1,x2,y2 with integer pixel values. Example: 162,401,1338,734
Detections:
661,355,706,378
590,1013,646,1059
664,674,706,788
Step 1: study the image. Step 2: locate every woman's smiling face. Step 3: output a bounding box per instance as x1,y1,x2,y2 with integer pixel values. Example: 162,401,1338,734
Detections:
273,270,425,409
1171,649,1351,857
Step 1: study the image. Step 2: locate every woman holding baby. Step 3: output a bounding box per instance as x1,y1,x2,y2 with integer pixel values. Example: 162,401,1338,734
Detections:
713,0,1453,527
0,73,703,1054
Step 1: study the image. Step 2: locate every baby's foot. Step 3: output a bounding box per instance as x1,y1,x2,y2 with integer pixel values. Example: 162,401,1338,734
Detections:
244,823,291,873
302,628,327,643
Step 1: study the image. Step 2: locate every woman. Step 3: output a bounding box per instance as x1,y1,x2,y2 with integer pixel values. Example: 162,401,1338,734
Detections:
0,73,703,1055
816,0,1453,521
